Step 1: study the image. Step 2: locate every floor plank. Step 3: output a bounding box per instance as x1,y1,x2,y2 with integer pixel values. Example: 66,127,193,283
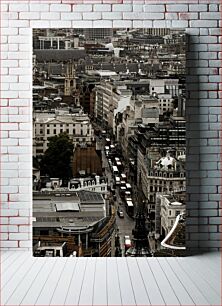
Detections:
50,258,78,305
20,258,57,305
179,256,220,295
93,258,107,305
148,257,180,305
64,258,88,305
1,253,29,290
116,258,136,305
1,251,221,306
157,257,195,305
126,257,151,305
35,258,68,305
136,258,165,305
167,257,211,305
2,251,23,273
175,257,221,305
106,258,122,305
0,251,14,263
78,257,96,305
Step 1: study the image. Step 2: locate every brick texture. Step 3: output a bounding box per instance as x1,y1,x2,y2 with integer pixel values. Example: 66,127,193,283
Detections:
0,0,221,253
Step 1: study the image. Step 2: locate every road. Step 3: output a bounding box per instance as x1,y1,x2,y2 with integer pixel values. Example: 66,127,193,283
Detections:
98,136,135,256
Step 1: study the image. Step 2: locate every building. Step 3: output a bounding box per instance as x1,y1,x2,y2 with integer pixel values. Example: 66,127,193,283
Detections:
33,190,116,257
156,193,186,238
33,110,94,157
68,176,107,194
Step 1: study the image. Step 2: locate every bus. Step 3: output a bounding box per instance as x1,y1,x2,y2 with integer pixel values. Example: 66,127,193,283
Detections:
112,165,119,176
126,183,132,192
126,199,134,217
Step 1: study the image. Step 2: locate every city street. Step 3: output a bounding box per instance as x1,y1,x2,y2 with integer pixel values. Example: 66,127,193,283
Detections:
99,136,135,256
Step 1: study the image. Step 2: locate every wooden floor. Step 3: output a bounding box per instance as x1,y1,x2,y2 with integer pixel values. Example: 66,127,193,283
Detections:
1,251,221,306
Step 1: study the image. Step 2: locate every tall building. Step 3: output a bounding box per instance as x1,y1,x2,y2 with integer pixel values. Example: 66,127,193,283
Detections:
83,28,113,40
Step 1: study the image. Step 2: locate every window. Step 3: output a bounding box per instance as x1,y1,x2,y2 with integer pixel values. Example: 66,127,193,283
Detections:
175,210,180,217
47,129,50,134
54,124,56,127
54,129,56,134
60,129,63,133
169,210,171,216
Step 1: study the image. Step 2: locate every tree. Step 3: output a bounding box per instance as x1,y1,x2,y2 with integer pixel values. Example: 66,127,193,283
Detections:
40,133,74,180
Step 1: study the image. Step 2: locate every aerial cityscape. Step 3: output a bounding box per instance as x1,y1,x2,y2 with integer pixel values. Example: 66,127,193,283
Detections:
32,28,186,257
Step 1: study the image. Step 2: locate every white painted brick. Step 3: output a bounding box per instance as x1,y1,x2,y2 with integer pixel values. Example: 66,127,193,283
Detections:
60,13,82,20
19,241,32,248
19,28,31,35
19,44,30,52
1,20,8,27
113,20,133,28
179,12,198,20
19,122,31,129
167,4,188,12
30,20,50,28
153,20,172,28
133,5,143,12
1,4,8,11
40,12,60,20
19,12,40,20
209,61,220,69
1,91,18,99
143,5,165,12
72,20,93,28
2,138,18,146
102,12,122,19
199,36,217,44
9,44,19,51
0,218,9,225
19,226,30,233
165,13,178,20
2,59,18,68
2,27,18,35
9,3,29,12
112,4,132,11
1,209,18,217
9,83,30,91
93,20,112,28
189,4,207,11
50,21,72,28
133,20,143,28
94,4,111,11
9,68,31,75
1,241,18,248
50,4,71,12
9,217,29,225
19,60,31,68
172,20,188,28
2,12,19,20
1,225,18,233
29,4,49,12
200,12,221,20
209,4,219,12
190,20,218,28
19,210,30,217
1,233,9,240
10,131,31,138
8,35,28,44
123,12,164,19
83,12,101,20
9,99,30,107
9,20,29,28
9,233,29,240
73,4,92,12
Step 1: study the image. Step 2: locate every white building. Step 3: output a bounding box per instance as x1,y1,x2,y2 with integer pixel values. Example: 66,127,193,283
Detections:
33,110,94,157
68,176,107,194
157,194,185,236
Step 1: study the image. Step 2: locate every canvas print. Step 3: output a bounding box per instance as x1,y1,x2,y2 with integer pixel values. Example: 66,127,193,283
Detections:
32,28,186,257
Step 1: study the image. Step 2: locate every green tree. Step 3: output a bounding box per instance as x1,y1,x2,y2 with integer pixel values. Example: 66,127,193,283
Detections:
40,133,74,180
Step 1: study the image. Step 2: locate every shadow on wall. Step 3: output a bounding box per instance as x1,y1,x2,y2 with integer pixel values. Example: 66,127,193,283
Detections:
186,34,200,255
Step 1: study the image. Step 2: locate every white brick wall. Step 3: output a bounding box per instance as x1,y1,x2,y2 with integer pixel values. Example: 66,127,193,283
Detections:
0,0,221,252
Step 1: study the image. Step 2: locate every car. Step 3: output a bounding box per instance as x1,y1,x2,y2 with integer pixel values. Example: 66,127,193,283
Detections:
117,207,124,218
124,235,131,251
